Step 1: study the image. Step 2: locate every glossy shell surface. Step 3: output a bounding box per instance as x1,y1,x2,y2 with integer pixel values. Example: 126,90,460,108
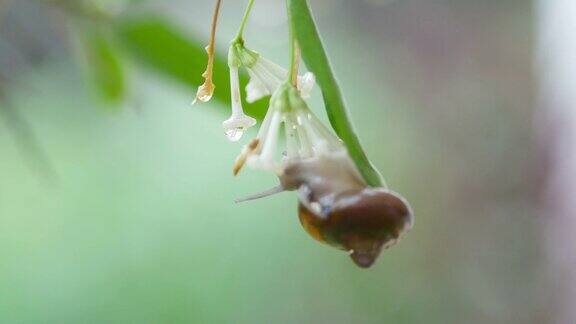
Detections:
298,188,413,268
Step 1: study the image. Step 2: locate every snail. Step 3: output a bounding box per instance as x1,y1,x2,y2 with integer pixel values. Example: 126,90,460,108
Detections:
233,85,413,268
283,151,413,268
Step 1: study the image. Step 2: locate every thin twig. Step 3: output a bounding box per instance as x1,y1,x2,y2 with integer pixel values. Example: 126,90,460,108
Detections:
208,0,222,57
193,0,222,104
234,0,254,42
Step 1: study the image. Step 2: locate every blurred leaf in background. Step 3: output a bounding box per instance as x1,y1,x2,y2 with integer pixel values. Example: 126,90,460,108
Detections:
79,28,126,107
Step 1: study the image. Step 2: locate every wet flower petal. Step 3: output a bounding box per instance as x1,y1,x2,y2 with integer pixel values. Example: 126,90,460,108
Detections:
245,70,270,103
247,110,283,172
235,85,343,177
297,72,316,99
245,57,316,103
223,66,256,141
222,114,256,142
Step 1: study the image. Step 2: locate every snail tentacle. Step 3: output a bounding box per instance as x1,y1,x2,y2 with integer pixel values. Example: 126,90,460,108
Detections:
235,185,286,204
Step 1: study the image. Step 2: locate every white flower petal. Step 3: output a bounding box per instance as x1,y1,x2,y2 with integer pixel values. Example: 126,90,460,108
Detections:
298,111,332,155
246,70,270,103
229,67,243,115
224,67,256,142
246,58,316,102
284,115,299,160
223,117,256,142
251,61,283,92
222,114,257,132
298,72,316,99
257,57,287,80
247,111,282,172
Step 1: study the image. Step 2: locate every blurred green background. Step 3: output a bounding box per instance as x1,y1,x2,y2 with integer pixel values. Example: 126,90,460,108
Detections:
0,0,554,323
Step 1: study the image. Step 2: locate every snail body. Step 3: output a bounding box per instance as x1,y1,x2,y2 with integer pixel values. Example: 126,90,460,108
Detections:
281,152,413,268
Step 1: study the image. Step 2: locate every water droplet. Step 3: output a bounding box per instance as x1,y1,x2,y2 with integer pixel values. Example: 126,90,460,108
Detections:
225,128,244,142
198,93,213,102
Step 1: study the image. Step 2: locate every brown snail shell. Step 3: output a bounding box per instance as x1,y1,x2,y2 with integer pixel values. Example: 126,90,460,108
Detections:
278,152,413,268
298,188,413,268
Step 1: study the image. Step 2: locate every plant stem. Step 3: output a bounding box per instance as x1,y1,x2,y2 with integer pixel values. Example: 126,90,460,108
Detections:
287,0,384,187
291,43,300,86
287,22,300,86
234,0,255,43
206,0,222,59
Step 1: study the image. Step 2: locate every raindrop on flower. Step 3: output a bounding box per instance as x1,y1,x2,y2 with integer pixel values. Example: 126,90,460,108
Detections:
225,128,244,142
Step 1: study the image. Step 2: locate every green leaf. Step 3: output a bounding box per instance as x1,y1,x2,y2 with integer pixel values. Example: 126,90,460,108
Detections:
287,0,384,187
82,30,126,107
116,17,267,120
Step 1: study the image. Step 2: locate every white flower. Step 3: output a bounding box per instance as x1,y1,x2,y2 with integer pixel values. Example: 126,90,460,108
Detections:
244,86,342,173
223,43,317,142
232,84,355,200
245,56,316,103
223,66,256,142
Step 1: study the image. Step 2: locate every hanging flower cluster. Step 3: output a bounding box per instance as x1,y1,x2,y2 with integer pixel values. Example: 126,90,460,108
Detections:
194,0,413,268
223,42,316,142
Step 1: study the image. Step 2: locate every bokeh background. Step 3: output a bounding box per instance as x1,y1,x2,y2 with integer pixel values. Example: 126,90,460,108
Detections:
0,0,572,323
